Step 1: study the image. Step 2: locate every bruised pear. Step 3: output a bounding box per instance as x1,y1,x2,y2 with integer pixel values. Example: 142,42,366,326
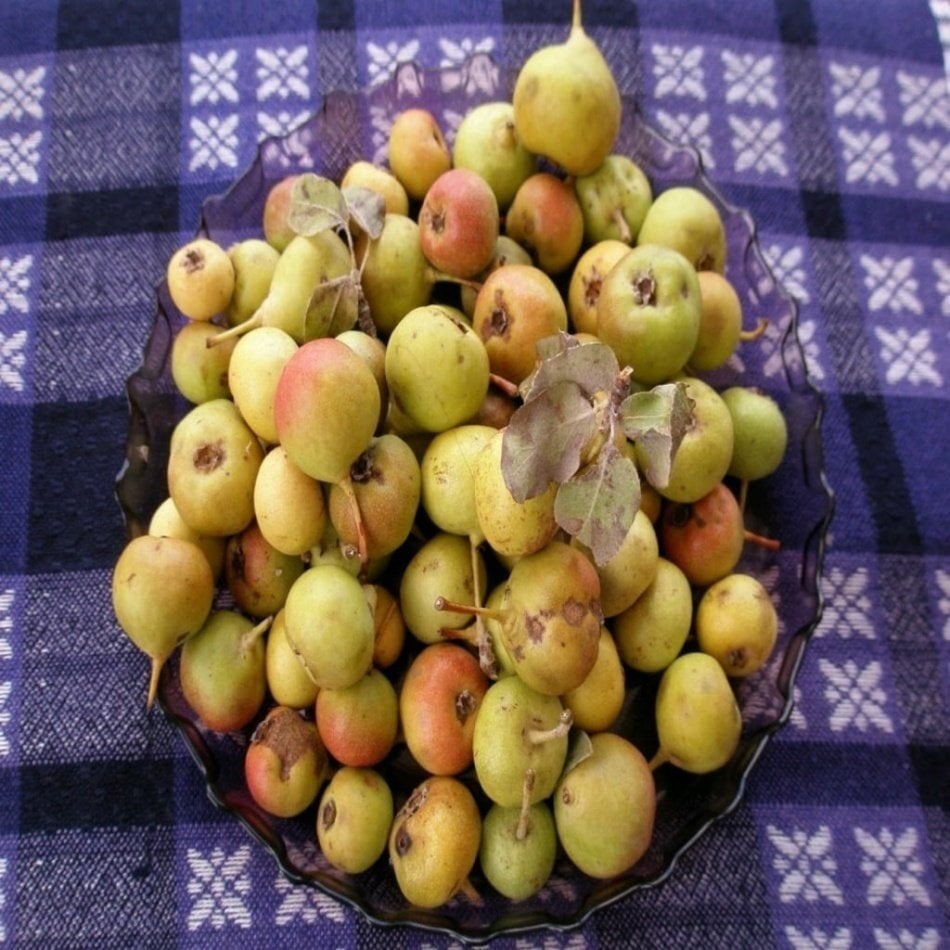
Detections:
496,541,603,696
388,775,482,909
512,0,621,176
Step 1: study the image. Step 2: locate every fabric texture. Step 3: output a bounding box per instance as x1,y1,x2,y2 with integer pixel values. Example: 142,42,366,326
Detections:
0,1,947,946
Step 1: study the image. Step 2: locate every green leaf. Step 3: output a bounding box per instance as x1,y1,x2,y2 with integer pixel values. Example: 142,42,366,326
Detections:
502,379,597,502
621,381,694,489
554,441,640,566
520,332,620,404
343,185,386,240
288,173,349,237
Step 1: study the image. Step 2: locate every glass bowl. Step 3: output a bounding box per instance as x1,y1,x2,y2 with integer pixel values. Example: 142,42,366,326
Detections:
115,55,834,943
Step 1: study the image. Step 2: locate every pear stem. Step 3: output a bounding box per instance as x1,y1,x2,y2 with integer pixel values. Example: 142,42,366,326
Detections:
146,656,165,710
425,266,483,293
572,0,583,34
434,596,507,623
240,615,274,652
648,746,670,772
744,527,781,552
456,875,483,906
515,768,536,841
739,317,769,342
205,311,261,348
489,372,520,398
527,708,573,744
611,207,632,244
469,538,500,679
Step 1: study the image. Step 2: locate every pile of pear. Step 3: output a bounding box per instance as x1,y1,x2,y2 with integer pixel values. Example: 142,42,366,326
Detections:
111,0,789,913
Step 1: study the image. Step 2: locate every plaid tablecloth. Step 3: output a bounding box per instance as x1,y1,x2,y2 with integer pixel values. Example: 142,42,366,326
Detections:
1,1,948,947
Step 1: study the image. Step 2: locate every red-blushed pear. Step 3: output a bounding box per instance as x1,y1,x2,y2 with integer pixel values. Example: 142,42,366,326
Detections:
660,481,747,588
244,705,329,818
472,262,568,385
399,641,490,776
274,337,381,563
315,667,399,767
387,107,452,203
505,171,585,275
418,167,500,280
262,174,300,251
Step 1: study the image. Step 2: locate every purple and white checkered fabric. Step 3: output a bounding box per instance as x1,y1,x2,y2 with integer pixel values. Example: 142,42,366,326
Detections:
0,1,947,946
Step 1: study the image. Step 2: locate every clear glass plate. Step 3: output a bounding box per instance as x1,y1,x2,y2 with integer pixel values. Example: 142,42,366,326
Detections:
115,55,834,943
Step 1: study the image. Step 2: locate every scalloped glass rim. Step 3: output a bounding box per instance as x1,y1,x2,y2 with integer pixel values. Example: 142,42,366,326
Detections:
115,56,835,943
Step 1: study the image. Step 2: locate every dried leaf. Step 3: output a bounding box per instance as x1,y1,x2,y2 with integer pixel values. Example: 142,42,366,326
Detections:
520,333,620,404
621,382,694,489
343,185,386,240
288,173,348,237
554,441,640,566
502,379,597,502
